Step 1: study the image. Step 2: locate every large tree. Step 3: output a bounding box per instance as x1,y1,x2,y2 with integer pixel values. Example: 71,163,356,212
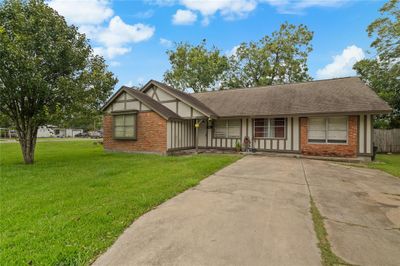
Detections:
164,40,229,92
354,0,399,128
222,22,313,88
0,0,117,163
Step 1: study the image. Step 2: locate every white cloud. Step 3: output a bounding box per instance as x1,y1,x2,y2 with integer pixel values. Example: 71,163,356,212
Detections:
160,38,173,47
97,16,155,47
172,9,197,25
316,45,365,79
48,0,113,25
134,9,155,19
264,0,348,14
156,0,351,25
182,0,257,20
226,45,240,56
48,1,155,59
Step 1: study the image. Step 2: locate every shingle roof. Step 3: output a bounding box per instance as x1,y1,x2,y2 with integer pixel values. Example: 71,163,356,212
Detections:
142,80,218,118
124,87,181,120
191,77,392,117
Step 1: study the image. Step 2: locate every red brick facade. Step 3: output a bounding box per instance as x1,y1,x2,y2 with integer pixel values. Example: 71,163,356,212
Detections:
103,111,167,154
300,116,358,157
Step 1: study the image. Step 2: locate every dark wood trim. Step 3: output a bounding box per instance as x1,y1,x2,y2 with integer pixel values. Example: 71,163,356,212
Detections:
111,110,138,115
190,107,193,118
176,100,179,114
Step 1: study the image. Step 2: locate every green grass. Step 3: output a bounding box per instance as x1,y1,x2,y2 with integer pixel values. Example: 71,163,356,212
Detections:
309,198,351,266
0,141,240,265
368,154,400,177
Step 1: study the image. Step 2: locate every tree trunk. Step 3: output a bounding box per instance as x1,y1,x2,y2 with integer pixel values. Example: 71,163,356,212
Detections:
18,126,38,164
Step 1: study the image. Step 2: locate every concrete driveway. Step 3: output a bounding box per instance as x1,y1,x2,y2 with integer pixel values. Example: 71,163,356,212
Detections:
94,156,400,266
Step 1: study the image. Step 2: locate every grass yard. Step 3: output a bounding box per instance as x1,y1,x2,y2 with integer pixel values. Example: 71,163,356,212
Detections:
0,141,240,265
368,154,400,177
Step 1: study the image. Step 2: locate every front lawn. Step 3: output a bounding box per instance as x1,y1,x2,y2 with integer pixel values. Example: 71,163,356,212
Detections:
0,141,240,265
368,154,400,177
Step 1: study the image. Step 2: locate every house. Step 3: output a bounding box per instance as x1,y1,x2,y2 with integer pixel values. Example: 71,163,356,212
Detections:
37,125,84,138
101,77,391,159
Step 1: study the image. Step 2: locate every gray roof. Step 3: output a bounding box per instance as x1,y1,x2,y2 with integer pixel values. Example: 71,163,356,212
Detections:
191,77,392,117
141,80,218,118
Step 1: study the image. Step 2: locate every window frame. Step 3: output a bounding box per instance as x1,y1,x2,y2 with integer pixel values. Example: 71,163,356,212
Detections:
213,119,241,139
112,111,138,140
308,116,348,145
253,118,287,140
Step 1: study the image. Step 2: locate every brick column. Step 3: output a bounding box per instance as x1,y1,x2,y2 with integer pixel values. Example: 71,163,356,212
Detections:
300,116,358,157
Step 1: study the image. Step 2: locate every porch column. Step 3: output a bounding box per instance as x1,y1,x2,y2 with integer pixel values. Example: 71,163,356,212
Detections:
195,119,199,154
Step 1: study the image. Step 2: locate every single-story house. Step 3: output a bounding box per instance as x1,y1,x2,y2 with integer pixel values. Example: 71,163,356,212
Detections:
101,77,391,159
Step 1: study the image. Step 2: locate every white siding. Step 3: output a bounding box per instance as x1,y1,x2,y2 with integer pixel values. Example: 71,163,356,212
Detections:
197,117,300,152
177,102,192,118
157,89,175,101
167,120,195,150
359,114,373,155
126,101,140,110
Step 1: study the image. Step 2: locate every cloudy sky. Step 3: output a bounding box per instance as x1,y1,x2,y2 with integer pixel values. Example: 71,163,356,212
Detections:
47,0,383,90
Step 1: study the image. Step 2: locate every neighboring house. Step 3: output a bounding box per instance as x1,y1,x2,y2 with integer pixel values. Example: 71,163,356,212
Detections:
37,125,83,138
101,77,391,159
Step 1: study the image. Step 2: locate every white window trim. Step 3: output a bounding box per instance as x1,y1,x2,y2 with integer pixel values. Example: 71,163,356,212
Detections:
213,119,241,139
307,117,348,145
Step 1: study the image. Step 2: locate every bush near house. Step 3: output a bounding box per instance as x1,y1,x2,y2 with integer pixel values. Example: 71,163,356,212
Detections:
0,141,240,265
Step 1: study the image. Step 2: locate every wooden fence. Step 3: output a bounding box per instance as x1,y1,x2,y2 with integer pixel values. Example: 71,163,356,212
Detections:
373,128,400,153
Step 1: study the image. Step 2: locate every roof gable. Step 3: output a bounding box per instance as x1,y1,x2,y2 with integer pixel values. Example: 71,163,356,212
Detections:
101,86,181,120
141,80,217,118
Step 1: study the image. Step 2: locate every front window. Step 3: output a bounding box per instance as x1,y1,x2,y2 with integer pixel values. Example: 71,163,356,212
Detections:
253,118,286,139
214,119,241,138
308,117,347,144
113,113,136,139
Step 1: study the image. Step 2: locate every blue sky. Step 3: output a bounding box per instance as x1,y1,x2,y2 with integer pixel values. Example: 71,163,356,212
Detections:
47,0,385,90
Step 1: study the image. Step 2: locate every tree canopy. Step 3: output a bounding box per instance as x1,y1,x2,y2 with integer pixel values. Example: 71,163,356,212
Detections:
164,40,229,92
0,0,117,163
222,23,313,88
354,0,400,128
163,22,314,91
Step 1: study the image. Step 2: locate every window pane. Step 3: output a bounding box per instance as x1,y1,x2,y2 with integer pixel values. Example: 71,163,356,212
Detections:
125,126,135,137
214,120,227,138
328,117,347,131
254,119,265,127
114,115,124,126
309,118,325,131
308,117,326,141
328,117,347,142
124,115,135,126
114,126,124,137
227,120,240,138
254,119,268,138
273,118,285,138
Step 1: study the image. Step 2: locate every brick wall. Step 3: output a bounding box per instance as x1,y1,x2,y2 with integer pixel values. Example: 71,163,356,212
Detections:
300,116,358,157
103,111,167,154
